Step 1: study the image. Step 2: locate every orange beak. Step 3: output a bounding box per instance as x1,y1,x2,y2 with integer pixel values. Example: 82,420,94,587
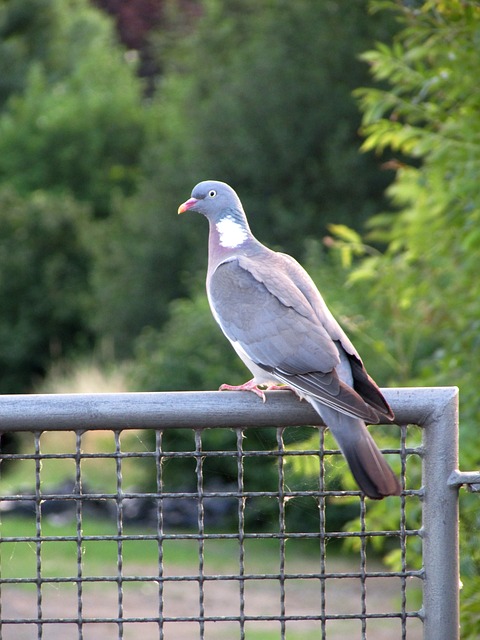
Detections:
178,197,198,214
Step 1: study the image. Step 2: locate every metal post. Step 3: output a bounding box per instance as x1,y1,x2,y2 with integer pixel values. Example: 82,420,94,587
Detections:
421,387,460,640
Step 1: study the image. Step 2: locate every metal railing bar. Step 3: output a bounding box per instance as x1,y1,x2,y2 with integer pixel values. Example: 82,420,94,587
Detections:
0,388,455,432
0,489,424,501
0,446,422,460
0,569,424,585
0,611,424,624
0,529,422,544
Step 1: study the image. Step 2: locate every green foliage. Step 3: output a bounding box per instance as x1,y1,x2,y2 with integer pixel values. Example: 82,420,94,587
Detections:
0,0,59,106
0,188,92,392
0,0,147,217
356,0,480,448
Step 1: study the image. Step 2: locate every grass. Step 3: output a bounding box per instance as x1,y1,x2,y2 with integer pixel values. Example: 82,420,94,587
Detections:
1,429,156,495
0,514,319,581
2,514,421,640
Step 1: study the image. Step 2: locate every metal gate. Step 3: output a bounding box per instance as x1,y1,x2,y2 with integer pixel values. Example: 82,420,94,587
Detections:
0,387,470,639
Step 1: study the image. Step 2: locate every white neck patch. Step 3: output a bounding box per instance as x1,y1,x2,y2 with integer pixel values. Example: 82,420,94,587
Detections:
216,217,248,248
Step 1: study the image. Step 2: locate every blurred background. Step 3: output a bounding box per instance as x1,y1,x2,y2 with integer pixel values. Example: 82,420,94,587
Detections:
0,0,478,634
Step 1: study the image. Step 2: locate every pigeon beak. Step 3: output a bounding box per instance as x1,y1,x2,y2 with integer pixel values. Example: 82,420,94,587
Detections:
178,197,199,214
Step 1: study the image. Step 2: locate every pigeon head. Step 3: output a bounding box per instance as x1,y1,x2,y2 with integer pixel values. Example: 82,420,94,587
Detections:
178,180,252,249
178,180,243,219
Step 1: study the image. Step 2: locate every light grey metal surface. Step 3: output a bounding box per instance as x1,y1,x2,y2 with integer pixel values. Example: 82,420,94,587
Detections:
421,386,460,640
0,386,456,432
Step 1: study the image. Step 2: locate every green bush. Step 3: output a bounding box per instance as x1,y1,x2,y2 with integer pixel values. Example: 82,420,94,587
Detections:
0,188,92,392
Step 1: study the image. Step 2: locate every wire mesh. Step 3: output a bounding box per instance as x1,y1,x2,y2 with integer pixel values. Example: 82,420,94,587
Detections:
0,418,425,640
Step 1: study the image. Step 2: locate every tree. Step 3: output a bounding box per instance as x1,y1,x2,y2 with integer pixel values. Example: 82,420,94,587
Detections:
0,0,155,390
0,189,92,392
92,0,396,354
0,0,60,107
0,0,148,217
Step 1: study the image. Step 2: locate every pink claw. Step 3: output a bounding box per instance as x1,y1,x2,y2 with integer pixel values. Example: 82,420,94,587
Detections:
219,379,295,403
219,379,267,401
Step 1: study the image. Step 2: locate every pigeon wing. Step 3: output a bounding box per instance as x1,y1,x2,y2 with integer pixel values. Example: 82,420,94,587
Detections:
269,251,395,422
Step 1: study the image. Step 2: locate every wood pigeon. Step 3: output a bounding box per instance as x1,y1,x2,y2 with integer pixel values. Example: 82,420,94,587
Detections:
178,180,401,499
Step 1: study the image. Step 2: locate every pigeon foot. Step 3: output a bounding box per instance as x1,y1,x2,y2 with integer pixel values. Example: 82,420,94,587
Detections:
219,380,293,402
219,379,267,401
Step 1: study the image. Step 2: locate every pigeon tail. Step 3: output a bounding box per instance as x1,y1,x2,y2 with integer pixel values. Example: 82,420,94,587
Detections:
311,401,401,500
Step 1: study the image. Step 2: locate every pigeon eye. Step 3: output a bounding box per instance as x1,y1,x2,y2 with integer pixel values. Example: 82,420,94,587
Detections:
208,190,217,198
